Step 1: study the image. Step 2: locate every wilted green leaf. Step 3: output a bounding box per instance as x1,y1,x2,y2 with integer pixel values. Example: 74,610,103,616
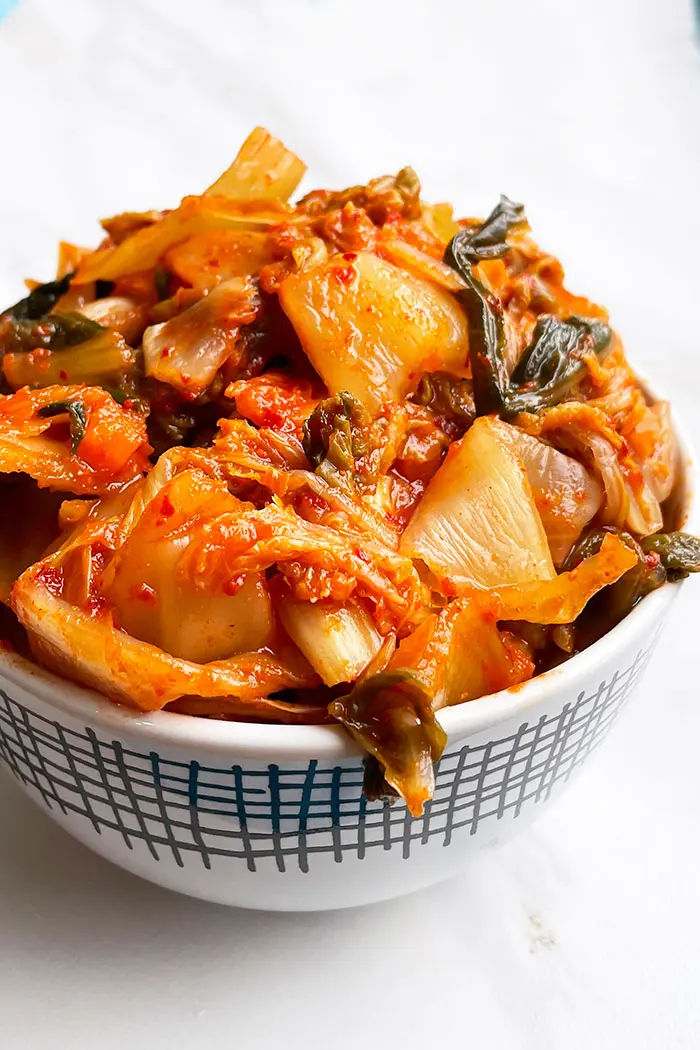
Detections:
329,669,446,817
302,391,372,472
641,532,700,580
38,399,88,454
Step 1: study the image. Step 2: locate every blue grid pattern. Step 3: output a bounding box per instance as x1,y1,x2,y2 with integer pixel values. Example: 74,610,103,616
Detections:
0,646,650,873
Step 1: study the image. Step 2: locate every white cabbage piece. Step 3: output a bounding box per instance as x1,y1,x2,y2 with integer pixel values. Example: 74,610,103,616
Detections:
142,277,258,395
279,251,468,413
278,597,383,686
102,468,274,663
499,425,603,565
400,416,555,587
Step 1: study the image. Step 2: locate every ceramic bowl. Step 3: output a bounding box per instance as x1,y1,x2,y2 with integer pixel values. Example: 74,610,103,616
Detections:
0,574,682,910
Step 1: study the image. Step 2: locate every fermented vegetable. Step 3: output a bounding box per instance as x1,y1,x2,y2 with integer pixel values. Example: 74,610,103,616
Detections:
400,416,556,586
279,251,468,412
1,127,696,816
641,532,700,579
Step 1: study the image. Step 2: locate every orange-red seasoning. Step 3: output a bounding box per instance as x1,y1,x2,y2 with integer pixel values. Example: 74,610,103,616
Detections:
132,582,157,605
223,574,246,596
332,262,357,286
160,494,175,518
86,595,108,617
36,565,64,596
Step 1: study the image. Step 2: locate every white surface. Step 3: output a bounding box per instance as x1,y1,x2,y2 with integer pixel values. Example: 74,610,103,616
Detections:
0,0,699,1045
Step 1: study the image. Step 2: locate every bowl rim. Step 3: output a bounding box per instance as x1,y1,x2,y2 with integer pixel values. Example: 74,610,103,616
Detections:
0,574,683,761
0,396,694,762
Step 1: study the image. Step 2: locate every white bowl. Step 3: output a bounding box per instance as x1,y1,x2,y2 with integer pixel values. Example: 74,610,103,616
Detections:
0,576,682,910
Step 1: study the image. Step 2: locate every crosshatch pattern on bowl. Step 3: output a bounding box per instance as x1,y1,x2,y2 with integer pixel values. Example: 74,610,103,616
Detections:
0,646,652,874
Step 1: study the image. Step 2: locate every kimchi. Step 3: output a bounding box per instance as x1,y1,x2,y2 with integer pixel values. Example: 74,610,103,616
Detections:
1,127,698,815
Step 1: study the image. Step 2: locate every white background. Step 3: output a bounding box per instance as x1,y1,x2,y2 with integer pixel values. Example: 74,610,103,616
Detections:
1,1,699,1047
